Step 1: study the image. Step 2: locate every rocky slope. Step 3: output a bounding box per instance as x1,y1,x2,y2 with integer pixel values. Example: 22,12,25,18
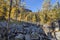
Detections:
0,21,50,40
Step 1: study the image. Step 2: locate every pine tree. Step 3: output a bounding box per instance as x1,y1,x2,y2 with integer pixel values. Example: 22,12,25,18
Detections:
32,14,36,22
42,0,51,10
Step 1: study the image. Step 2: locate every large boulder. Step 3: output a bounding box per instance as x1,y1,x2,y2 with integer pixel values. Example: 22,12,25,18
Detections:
15,34,24,40
25,34,31,40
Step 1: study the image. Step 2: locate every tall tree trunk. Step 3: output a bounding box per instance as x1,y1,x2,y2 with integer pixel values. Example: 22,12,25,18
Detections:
7,0,12,40
16,0,18,21
54,32,57,40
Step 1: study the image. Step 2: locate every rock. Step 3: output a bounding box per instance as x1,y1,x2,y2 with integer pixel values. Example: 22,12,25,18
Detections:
31,32,39,40
0,21,7,27
15,34,24,39
25,34,31,40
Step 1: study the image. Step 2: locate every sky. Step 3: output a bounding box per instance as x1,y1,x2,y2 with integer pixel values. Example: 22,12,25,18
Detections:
25,0,60,12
